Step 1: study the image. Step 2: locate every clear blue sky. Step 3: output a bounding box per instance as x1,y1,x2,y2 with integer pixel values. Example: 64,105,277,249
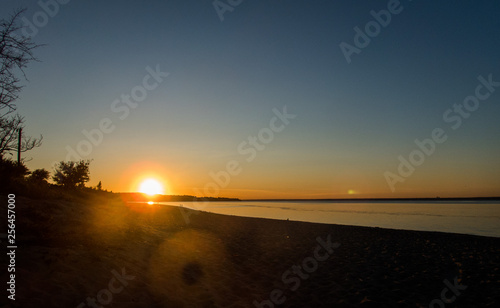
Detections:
2,0,500,198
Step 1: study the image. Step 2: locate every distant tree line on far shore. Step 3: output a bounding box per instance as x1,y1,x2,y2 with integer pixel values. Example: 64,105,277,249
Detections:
120,193,240,202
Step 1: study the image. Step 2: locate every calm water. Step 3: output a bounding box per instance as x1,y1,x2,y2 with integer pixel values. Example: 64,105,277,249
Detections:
160,201,500,238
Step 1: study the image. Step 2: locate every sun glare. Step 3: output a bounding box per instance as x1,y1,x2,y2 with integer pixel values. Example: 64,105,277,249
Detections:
139,179,164,196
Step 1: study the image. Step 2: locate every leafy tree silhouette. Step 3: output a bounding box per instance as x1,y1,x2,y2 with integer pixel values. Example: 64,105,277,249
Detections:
52,160,91,189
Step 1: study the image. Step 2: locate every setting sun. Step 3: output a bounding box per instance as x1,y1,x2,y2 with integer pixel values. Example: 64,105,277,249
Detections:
139,179,164,196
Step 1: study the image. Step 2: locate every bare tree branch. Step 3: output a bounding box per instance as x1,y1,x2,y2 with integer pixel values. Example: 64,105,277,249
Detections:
0,9,42,117
0,9,43,158
0,113,42,158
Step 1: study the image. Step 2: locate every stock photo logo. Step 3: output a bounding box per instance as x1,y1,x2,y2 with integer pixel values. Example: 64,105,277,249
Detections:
62,65,169,163
212,0,244,21
253,235,340,308
340,0,408,64
384,74,499,192
1,1,499,307
180,105,296,224
21,0,72,38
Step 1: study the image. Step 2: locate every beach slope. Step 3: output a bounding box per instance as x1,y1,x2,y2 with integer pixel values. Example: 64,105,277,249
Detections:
1,194,499,307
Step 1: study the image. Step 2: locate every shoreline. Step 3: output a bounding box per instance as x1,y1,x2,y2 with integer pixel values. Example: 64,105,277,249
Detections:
243,197,500,202
159,200,500,239
118,192,500,203
184,207,500,240
2,195,499,307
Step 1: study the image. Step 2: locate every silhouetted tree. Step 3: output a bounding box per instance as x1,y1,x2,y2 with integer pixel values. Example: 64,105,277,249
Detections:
95,181,103,191
1,9,41,116
52,160,91,189
0,156,29,192
0,9,42,158
0,113,42,158
28,168,50,184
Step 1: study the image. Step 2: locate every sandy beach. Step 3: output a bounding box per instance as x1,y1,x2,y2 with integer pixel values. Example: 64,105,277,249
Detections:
1,194,499,307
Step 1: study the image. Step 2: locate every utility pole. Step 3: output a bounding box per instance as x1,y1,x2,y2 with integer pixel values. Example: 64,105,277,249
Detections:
17,128,22,165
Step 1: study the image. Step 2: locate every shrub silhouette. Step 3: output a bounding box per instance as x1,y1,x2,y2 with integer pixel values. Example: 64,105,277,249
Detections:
28,168,50,184
0,157,29,193
52,160,91,189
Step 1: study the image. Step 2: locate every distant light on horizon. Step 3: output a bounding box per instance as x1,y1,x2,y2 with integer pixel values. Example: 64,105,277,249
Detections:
4,0,498,199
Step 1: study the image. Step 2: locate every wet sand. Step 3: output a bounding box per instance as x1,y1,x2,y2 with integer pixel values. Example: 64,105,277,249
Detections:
1,194,499,307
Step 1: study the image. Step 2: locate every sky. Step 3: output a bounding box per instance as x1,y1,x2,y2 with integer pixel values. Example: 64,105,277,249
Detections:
2,0,499,199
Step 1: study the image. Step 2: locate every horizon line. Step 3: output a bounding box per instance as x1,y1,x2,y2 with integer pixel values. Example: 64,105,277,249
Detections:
118,192,500,201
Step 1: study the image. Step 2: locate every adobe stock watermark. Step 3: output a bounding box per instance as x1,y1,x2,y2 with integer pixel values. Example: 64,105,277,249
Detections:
427,276,467,308
253,235,340,308
340,0,410,64
20,0,72,39
76,268,135,308
384,74,499,192
180,105,296,224
212,0,244,22
54,65,168,167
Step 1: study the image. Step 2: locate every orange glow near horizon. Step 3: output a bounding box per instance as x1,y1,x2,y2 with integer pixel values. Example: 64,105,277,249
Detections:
119,161,172,195
107,160,500,200
139,179,164,196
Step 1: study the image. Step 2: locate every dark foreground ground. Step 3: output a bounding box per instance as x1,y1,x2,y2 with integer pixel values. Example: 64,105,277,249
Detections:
1,194,499,307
